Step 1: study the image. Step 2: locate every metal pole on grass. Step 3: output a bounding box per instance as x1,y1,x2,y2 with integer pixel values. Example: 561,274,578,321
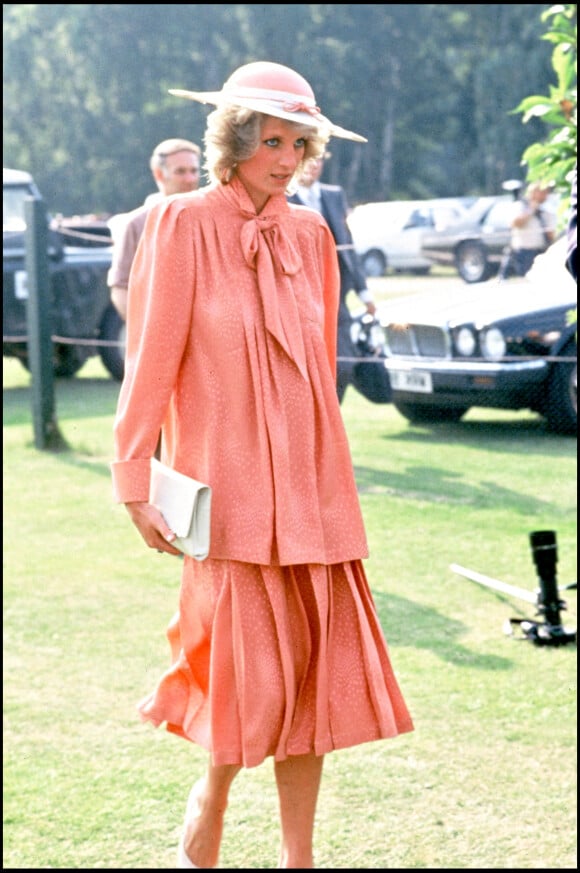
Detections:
24,196,67,450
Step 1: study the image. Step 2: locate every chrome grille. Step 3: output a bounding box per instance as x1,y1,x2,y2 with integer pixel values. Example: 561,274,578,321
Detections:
385,324,449,358
385,325,414,355
416,325,448,356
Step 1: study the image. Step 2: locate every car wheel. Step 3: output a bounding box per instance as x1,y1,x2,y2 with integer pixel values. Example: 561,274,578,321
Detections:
544,343,577,435
352,361,392,404
19,342,86,378
455,241,492,284
394,401,469,424
362,250,386,278
52,344,87,378
98,304,126,381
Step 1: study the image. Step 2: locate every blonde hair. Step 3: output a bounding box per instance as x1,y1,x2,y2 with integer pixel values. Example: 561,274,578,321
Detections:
203,105,330,187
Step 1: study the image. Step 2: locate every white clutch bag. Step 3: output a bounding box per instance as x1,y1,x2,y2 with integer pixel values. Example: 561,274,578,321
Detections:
149,458,212,560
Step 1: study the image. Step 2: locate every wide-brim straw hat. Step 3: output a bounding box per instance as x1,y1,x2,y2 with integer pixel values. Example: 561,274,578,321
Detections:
169,61,367,143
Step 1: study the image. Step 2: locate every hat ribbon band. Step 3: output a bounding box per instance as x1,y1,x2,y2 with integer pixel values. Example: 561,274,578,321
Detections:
223,84,319,110
281,100,321,117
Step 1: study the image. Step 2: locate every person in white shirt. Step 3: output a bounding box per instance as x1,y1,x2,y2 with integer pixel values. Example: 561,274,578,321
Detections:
507,182,556,277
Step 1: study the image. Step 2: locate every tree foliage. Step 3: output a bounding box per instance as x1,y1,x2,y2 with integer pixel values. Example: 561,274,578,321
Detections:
3,4,558,215
512,3,577,200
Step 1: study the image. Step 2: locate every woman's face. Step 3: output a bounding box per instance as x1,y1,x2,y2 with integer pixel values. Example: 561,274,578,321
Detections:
235,116,307,213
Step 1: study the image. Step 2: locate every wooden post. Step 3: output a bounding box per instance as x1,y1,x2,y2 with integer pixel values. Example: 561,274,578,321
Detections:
24,197,67,450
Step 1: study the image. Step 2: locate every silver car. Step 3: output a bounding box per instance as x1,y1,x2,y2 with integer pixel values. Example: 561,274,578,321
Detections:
347,197,473,278
419,195,514,283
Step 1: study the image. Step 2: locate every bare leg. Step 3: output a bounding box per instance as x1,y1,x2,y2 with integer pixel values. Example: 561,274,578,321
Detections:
180,761,242,868
274,753,324,869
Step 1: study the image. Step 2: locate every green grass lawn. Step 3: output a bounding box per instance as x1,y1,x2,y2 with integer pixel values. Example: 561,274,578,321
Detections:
3,354,577,869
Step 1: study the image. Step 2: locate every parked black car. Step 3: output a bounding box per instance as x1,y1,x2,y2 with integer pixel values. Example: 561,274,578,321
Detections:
419,195,515,283
378,239,577,434
3,167,124,380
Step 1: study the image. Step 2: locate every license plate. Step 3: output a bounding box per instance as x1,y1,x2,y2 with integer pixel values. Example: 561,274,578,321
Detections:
389,368,433,393
14,270,28,300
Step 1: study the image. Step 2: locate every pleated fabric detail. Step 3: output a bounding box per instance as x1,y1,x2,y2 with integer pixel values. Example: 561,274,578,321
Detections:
138,557,413,767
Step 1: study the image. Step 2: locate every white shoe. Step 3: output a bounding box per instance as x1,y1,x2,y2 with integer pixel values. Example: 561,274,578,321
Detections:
177,840,199,868
177,779,206,869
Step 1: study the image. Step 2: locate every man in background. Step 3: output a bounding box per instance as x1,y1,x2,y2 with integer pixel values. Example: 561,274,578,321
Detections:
502,181,556,278
108,138,201,319
287,153,378,403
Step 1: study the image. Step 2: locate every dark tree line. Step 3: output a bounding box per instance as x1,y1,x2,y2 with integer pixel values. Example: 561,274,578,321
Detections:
3,4,558,216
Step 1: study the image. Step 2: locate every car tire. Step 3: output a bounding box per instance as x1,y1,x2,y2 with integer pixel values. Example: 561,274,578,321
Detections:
393,401,469,424
455,241,493,284
52,344,87,378
19,342,86,378
98,304,126,382
544,342,577,435
352,361,392,404
362,250,386,278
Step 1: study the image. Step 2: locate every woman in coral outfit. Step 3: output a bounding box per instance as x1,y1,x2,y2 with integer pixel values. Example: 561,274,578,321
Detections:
111,61,413,869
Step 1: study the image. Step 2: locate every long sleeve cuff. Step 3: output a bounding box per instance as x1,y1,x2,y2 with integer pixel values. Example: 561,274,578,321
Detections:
111,458,152,503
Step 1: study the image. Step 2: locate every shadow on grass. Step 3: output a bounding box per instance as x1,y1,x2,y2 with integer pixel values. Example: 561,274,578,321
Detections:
353,463,557,515
372,589,513,669
54,452,114,478
3,376,119,426
4,377,118,477
383,416,577,456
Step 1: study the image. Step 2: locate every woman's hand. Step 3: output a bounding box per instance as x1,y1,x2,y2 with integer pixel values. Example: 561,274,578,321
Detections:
124,501,182,555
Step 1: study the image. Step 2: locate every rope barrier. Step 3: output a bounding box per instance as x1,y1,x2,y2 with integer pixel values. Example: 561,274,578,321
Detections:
2,332,577,362
52,225,113,245
335,355,578,363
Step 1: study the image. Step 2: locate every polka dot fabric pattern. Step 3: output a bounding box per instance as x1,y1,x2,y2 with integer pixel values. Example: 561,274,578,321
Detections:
113,173,414,765
112,177,368,566
138,557,414,767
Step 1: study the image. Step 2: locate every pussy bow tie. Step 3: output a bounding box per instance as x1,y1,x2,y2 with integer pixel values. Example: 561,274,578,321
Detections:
241,214,308,380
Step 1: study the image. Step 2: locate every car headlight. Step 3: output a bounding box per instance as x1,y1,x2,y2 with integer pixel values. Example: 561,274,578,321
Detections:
480,327,506,360
455,326,477,357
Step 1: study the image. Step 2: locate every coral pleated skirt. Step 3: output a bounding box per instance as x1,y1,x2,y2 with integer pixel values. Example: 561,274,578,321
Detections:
138,557,414,768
